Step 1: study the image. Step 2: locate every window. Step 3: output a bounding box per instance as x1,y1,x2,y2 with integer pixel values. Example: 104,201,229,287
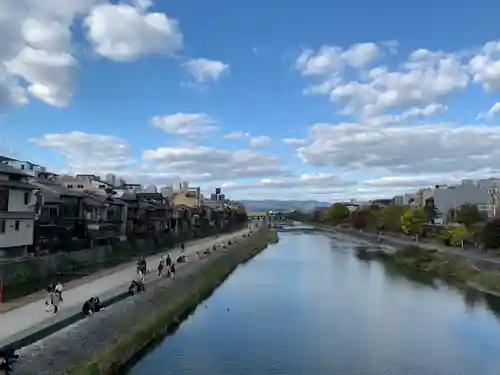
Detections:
67,184,73,188
20,164,25,170
99,184,106,189
14,220,19,231
0,220,5,233
24,192,29,205
77,184,84,189
0,187,9,211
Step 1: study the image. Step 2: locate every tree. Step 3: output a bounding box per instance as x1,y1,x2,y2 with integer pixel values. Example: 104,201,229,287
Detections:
401,207,426,235
455,204,487,228
324,202,350,224
349,207,376,230
482,218,500,249
377,204,407,232
441,225,468,247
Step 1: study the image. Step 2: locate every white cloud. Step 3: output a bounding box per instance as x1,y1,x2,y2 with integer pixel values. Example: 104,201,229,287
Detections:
182,58,229,83
296,43,469,121
224,131,250,139
477,102,500,120
249,135,272,147
6,47,77,107
0,0,100,107
29,131,136,173
469,41,500,92
143,145,287,181
282,138,307,145
151,113,218,136
341,42,381,68
85,3,183,61
297,121,500,175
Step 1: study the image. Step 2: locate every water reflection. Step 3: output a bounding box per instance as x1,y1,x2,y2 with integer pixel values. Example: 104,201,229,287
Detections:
128,232,500,375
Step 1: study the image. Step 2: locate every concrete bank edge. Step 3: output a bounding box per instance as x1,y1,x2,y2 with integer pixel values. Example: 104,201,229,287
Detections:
71,228,271,375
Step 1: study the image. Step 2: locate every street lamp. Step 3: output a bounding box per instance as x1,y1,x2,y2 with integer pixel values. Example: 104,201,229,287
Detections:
488,188,499,217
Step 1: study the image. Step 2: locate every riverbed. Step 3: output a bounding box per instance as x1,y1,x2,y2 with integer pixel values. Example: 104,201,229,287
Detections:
127,231,500,375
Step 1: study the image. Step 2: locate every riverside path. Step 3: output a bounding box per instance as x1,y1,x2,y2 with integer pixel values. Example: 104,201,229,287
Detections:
0,228,250,349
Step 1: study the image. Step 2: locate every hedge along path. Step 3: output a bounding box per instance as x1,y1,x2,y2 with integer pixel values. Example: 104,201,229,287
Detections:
14,228,271,375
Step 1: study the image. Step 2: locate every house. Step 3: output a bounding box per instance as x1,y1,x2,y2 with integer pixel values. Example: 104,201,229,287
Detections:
83,192,128,243
29,180,88,252
58,175,114,194
2,158,47,177
114,191,171,234
0,164,37,257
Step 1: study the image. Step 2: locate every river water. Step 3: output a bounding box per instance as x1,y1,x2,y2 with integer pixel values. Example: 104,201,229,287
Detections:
127,231,500,375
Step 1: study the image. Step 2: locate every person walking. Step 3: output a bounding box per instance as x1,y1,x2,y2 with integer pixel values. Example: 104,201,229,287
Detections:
170,263,176,279
55,281,63,302
157,257,165,276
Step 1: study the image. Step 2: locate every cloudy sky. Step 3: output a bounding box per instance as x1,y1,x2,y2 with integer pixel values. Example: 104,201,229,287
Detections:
2,0,500,202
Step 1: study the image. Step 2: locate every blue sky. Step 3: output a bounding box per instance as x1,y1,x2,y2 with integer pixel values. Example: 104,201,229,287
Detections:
2,0,500,201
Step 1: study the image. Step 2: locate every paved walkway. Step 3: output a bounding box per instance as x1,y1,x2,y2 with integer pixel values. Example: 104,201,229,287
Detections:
0,228,250,348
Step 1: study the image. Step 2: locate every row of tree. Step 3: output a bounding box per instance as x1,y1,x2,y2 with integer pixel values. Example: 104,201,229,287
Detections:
315,202,500,250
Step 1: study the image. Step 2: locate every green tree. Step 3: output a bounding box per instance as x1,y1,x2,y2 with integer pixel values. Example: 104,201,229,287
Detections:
377,204,407,232
455,204,487,228
401,207,426,235
324,202,350,224
440,225,469,247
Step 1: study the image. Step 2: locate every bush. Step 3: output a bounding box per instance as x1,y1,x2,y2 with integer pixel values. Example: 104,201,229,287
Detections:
440,225,468,247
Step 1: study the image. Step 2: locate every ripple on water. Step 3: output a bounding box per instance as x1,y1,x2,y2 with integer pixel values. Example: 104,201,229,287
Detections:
128,232,500,375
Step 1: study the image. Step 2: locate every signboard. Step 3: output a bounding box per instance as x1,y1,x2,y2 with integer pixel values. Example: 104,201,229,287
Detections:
215,188,221,194
219,194,225,200
210,194,217,200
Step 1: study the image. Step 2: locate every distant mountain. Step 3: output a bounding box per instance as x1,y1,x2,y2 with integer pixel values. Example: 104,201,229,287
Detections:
239,200,330,212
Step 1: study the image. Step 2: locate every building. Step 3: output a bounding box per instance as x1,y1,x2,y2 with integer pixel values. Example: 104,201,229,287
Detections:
58,175,113,194
425,180,492,219
2,159,47,177
0,164,37,257
105,173,116,186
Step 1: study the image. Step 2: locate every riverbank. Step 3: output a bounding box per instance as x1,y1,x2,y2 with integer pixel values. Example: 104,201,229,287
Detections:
2,225,244,302
268,229,279,243
357,245,500,296
14,227,272,375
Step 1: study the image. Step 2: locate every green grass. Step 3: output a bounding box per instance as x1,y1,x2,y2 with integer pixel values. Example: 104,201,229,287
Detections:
71,230,270,375
370,245,500,293
268,229,279,244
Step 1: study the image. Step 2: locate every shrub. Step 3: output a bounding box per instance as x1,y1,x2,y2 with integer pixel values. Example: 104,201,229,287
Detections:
482,218,500,249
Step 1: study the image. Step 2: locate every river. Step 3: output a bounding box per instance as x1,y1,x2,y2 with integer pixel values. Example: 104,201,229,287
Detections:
127,231,500,375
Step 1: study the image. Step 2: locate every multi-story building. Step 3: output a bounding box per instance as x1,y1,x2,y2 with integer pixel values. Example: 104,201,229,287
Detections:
2,158,47,177
424,180,492,220
58,175,113,194
0,164,37,257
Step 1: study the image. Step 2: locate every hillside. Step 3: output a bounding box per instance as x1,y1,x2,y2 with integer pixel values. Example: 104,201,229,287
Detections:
239,200,330,212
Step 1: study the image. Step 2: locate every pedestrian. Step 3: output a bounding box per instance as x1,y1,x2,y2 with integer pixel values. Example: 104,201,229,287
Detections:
170,263,176,279
158,258,165,276
181,243,185,251
166,254,172,267
55,281,63,302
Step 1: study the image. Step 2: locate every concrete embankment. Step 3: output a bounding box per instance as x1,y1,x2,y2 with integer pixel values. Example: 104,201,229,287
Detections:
14,228,272,375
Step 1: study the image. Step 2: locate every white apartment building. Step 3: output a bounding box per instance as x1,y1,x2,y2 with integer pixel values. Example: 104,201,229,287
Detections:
0,164,37,256
3,159,46,177
423,180,492,219
58,175,113,195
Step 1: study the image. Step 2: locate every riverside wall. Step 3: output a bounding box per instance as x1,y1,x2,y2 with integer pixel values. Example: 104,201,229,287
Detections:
13,228,272,375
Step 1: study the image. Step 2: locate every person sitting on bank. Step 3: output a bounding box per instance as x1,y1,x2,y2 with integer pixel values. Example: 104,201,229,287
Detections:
128,280,145,295
176,254,188,263
0,348,18,375
82,297,102,316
